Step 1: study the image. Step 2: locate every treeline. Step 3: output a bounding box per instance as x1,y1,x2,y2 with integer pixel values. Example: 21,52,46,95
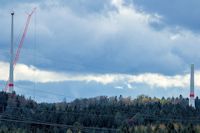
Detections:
0,91,200,132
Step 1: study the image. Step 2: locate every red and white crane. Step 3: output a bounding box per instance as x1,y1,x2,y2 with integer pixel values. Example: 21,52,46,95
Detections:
4,8,36,92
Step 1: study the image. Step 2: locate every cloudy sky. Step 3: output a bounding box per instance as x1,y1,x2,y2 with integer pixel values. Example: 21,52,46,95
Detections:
0,0,200,102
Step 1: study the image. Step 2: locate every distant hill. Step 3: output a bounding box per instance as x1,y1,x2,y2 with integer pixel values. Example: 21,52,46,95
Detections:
0,92,200,132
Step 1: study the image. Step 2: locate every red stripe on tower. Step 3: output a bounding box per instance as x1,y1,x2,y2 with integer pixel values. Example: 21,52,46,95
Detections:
8,83,14,87
190,93,194,97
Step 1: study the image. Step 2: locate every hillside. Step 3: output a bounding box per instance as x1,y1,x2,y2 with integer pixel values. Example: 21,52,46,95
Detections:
0,92,200,132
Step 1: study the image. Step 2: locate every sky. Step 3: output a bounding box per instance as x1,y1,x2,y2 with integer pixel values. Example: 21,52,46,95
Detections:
0,0,200,102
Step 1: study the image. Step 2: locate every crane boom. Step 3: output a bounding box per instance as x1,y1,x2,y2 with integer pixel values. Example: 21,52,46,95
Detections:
4,8,36,92
14,8,36,66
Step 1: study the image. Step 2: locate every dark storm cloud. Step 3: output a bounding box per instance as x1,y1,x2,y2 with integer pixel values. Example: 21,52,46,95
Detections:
132,0,200,32
0,0,112,14
0,0,200,75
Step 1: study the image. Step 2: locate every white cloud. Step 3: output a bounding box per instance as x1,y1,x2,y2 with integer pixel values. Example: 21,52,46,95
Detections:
0,61,119,84
170,34,181,40
0,61,198,90
125,82,133,89
127,73,189,89
111,0,123,9
114,86,124,90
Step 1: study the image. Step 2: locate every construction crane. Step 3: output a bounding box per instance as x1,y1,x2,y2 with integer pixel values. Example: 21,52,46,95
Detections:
4,8,36,92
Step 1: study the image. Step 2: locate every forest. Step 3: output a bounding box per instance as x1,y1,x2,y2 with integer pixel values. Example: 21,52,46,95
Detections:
0,91,199,133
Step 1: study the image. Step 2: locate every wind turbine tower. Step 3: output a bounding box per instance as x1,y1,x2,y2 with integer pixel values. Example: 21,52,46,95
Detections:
8,12,14,93
189,64,195,108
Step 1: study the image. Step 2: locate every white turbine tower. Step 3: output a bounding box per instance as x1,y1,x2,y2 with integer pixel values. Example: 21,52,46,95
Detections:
189,64,195,108
8,12,14,93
